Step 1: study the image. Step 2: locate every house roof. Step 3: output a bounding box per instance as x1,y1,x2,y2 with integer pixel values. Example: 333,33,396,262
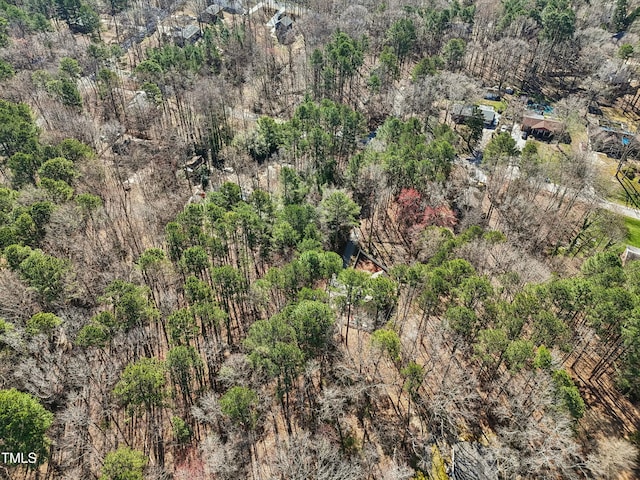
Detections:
204,4,222,15
214,0,245,14
279,15,293,27
478,105,495,123
452,104,474,117
179,24,201,39
185,155,205,169
522,113,562,133
452,104,494,124
626,245,640,255
623,245,640,264
266,12,281,28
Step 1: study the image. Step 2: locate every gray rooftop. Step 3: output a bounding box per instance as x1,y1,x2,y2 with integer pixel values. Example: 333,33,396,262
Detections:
214,0,245,14
279,15,293,27
180,24,201,38
204,4,222,14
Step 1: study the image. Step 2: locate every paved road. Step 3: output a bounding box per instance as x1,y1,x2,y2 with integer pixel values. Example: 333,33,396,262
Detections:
466,119,640,222
539,181,640,220
459,156,640,221
599,199,640,220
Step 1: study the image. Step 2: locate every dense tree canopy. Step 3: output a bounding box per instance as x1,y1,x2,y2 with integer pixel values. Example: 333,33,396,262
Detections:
113,358,166,415
0,0,639,477
0,389,53,465
100,447,147,480
319,190,360,250
0,100,39,157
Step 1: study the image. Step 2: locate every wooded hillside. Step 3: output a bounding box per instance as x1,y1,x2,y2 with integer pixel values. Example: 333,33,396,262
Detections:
1,0,640,478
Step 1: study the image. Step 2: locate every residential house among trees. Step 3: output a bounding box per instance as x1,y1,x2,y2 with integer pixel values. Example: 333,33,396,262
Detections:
173,24,201,47
275,15,294,43
622,245,640,265
477,105,496,127
199,4,223,23
590,118,639,158
521,113,563,139
451,104,474,124
451,104,495,127
214,0,246,15
4,0,640,478
266,9,295,43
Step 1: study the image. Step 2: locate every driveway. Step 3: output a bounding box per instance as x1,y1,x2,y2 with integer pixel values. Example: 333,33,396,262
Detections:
512,123,527,150
479,128,494,149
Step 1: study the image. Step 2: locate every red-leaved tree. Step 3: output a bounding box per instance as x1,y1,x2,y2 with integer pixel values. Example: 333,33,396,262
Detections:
397,188,424,230
423,205,457,229
396,188,457,233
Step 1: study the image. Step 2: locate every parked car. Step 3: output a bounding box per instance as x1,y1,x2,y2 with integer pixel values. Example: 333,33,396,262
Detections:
500,125,510,133
521,131,528,140
588,105,603,116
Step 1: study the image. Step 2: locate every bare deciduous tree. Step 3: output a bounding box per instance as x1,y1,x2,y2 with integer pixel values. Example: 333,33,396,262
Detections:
266,432,363,480
200,434,244,480
586,437,638,480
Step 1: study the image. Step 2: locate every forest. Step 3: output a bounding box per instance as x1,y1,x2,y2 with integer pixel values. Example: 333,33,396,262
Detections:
1,0,640,478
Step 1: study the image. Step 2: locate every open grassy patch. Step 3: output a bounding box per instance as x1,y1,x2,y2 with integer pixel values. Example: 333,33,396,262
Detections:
565,116,588,146
430,444,450,480
611,187,632,205
624,216,640,247
600,158,640,205
478,98,508,113
600,106,640,126
591,152,634,205
532,139,561,160
530,141,565,181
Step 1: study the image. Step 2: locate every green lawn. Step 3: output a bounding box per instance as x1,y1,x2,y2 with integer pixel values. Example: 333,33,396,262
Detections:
565,115,588,145
625,216,640,248
607,172,640,207
477,98,508,113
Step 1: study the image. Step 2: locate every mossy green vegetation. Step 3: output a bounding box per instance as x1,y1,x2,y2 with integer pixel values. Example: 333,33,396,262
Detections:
624,216,640,248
